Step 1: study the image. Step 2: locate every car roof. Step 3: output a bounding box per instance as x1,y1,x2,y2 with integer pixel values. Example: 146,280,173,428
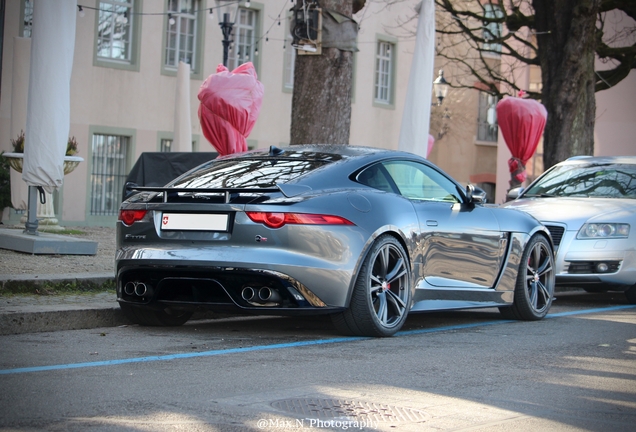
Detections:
205,145,453,192
559,155,636,165
222,144,415,161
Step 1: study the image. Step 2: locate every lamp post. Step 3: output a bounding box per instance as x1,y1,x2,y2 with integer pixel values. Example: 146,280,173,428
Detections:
214,0,240,67
433,69,450,106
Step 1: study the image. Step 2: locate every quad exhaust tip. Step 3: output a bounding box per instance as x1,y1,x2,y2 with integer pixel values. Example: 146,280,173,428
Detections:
241,286,282,305
124,281,152,297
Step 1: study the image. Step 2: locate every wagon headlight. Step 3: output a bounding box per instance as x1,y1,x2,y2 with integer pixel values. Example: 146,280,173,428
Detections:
577,223,630,239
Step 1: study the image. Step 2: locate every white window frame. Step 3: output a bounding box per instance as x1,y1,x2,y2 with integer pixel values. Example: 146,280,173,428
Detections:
160,139,173,152
483,4,504,55
477,91,499,143
283,18,296,91
97,0,135,63
229,8,257,70
165,0,199,70
21,0,33,38
374,40,394,105
90,134,130,216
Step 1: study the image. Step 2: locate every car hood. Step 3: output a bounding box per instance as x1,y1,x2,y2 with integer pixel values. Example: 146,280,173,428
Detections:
503,197,636,229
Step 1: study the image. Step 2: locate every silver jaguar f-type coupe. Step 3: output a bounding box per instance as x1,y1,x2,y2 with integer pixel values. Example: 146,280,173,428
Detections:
116,145,555,336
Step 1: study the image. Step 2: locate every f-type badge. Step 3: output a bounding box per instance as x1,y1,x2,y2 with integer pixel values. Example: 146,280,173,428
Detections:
255,235,268,242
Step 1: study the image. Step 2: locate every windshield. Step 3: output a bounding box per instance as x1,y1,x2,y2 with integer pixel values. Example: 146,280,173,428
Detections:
523,163,636,199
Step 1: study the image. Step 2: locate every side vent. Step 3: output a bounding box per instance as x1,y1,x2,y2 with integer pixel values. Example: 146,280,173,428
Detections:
545,225,565,248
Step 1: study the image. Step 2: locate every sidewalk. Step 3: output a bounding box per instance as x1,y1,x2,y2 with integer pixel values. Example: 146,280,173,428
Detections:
0,226,126,335
0,273,125,335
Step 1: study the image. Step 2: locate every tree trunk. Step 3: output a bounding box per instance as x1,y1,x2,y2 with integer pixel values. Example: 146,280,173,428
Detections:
290,0,354,145
533,0,599,169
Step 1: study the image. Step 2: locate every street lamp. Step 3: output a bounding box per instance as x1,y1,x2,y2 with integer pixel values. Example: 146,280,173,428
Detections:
433,69,450,106
214,0,241,67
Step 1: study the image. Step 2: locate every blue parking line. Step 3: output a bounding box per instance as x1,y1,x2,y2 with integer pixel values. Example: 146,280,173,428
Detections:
1,305,634,376
545,305,635,318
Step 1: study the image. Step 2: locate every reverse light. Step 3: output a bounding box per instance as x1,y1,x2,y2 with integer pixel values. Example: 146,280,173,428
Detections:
246,212,354,229
119,209,148,226
577,223,630,239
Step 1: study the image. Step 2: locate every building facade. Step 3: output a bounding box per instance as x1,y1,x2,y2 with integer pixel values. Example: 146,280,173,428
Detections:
1,0,507,227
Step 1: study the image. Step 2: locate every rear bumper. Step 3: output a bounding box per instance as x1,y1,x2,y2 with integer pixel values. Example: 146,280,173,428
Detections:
115,257,350,313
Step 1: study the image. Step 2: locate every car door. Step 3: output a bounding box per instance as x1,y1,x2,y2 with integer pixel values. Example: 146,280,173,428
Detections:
381,160,507,289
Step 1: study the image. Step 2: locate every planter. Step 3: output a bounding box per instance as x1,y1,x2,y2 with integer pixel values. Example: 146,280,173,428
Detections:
2,152,83,175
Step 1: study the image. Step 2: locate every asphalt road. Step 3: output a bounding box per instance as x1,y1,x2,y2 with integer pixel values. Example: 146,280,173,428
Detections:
1,290,635,432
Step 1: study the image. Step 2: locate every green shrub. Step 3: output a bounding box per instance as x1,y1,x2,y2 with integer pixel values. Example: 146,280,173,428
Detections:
0,152,11,210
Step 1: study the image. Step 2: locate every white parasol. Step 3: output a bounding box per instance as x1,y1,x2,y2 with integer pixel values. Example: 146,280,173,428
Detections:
22,0,76,193
398,0,435,158
9,37,31,210
173,61,193,152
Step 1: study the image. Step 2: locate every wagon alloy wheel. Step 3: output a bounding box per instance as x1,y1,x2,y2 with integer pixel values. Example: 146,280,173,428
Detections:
332,235,411,337
499,234,555,320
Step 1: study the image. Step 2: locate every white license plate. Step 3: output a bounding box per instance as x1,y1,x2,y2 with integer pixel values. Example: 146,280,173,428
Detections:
161,213,229,231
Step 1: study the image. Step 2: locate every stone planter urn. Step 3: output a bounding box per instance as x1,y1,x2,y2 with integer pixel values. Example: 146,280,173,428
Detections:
2,152,83,175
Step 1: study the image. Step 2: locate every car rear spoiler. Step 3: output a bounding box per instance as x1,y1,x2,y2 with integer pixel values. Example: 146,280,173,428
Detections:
124,183,312,203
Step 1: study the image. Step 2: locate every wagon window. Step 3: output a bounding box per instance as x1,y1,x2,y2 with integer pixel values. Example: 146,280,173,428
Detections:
384,161,460,203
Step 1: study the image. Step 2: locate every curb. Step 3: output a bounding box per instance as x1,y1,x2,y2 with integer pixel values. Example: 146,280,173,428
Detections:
0,273,115,292
0,306,129,335
0,272,235,335
0,273,121,335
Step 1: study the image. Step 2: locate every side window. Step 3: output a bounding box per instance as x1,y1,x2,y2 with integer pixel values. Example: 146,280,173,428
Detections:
383,161,461,203
357,164,395,193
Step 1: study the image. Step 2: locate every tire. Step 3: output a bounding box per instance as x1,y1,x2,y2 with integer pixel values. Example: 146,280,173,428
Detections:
625,285,636,304
332,235,411,337
119,303,193,326
499,234,555,320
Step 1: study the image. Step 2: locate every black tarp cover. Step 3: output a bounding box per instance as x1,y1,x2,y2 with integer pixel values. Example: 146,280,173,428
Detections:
123,152,217,201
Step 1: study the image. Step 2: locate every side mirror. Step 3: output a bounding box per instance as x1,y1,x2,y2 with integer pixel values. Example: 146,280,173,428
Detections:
466,184,486,204
506,187,524,201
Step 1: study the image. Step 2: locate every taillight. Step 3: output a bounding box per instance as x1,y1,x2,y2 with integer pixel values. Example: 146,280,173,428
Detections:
119,209,148,226
246,212,354,229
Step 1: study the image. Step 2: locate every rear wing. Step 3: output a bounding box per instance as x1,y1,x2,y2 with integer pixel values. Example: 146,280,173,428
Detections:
124,183,312,203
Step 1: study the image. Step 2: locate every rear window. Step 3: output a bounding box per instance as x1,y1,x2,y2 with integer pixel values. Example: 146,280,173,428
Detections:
170,158,330,189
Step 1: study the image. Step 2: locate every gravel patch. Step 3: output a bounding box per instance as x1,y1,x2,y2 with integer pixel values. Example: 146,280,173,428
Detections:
0,226,116,276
